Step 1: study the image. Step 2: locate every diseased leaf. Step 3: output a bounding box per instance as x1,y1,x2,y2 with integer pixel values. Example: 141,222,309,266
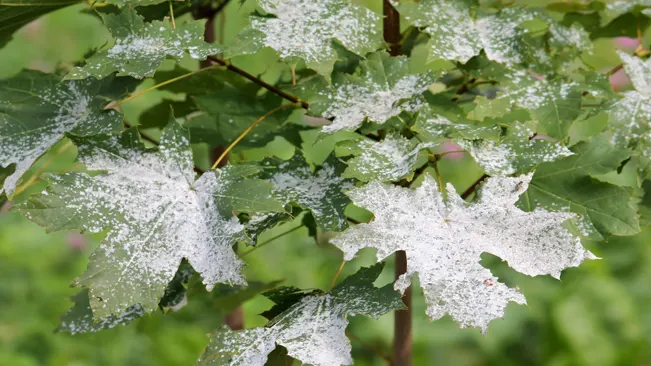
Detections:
605,51,651,167
229,0,383,77
197,264,404,366
468,69,583,139
19,121,284,318
414,109,573,176
518,134,640,237
331,174,595,332
67,7,222,79
0,0,79,48
258,153,353,231
0,70,137,196
57,289,145,335
337,133,428,182
296,52,437,133
393,0,590,67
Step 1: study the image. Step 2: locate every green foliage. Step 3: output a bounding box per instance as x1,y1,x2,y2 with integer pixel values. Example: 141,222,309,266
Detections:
2,0,651,364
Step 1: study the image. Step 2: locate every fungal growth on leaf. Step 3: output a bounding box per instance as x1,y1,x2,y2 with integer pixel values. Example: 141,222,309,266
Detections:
297,52,437,132
230,0,384,76
67,7,222,79
197,264,404,366
19,122,283,318
0,70,136,196
332,174,596,331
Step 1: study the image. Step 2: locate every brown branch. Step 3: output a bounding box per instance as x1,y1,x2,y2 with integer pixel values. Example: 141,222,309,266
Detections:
206,56,310,109
384,1,411,365
461,174,489,200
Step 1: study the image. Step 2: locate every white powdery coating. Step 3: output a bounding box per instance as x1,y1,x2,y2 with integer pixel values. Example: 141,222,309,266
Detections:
458,123,573,176
42,132,246,316
618,50,651,97
322,74,430,132
502,70,578,110
203,295,355,366
395,0,480,63
609,91,651,158
331,175,596,331
395,0,587,66
59,303,144,335
70,19,220,79
252,0,381,65
271,161,352,229
0,81,98,195
348,134,426,181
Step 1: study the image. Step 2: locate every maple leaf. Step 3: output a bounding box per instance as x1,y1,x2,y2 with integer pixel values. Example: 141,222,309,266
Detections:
258,153,353,231
0,70,137,196
467,68,583,139
197,264,404,366
229,0,384,77
337,133,429,182
296,52,437,133
518,134,641,237
331,174,596,331
19,121,284,318
67,7,222,79
606,51,651,165
393,0,589,67
414,108,573,176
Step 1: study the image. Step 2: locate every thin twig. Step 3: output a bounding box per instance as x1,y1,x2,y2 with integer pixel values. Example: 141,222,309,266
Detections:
13,141,73,196
169,1,176,29
329,260,346,289
207,56,309,109
347,331,392,364
431,159,444,192
460,174,489,200
211,104,298,169
240,225,303,257
113,65,219,107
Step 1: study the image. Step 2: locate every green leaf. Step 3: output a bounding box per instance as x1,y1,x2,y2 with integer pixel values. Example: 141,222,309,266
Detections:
67,7,222,79
139,98,197,129
517,134,640,237
393,1,590,67
57,289,145,335
332,174,595,332
101,0,180,7
337,133,427,182
296,52,438,133
229,0,384,77
193,87,299,148
197,263,404,366
0,0,79,48
258,152,353,231
0,70,137,196
18,121,283,318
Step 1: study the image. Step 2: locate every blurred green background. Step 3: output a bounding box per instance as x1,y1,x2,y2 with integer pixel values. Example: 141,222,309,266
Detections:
2,1,651,365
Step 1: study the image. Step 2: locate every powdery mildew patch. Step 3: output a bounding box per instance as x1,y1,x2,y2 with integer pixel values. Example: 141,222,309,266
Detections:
342,133,429,181
68,8,221,79
21,123,247,318
247,0,382,74
267,155,353,231
0,73,124,195
608,51,651,159
198,265,402,366
393,0,589,66
58,290,145,334
331,175,596,331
